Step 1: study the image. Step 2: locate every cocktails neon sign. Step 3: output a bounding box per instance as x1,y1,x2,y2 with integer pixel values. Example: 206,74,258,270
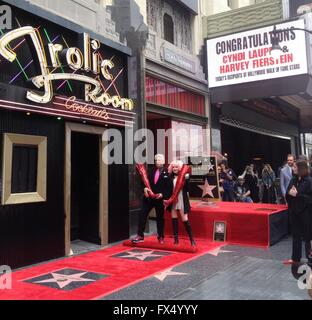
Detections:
0,26,134,110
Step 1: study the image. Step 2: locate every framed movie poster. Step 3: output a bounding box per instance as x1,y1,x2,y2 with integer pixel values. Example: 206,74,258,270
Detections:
186,156,220,200
213,221,226,242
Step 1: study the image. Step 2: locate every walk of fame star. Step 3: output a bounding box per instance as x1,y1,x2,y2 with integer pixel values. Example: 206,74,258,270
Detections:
112,249,171,262
34,272,95,289
207,163,215,172
24,268,108,291
153,268,188,282
216,223,225,233
207,247,233,257
197,179,217,198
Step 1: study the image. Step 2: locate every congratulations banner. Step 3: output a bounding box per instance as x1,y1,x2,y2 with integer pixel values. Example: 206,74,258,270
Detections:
206,20,308,88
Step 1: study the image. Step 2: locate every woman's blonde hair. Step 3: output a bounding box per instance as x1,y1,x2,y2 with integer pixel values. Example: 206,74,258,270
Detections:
263,163,273,174
168,160,184,174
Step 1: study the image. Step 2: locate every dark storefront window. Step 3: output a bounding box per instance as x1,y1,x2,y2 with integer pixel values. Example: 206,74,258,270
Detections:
11,145,38,193
146,75,205,116
2,133,47,205
164,13,174,44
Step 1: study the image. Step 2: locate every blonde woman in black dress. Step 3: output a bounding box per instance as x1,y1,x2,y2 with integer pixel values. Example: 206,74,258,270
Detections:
167,160,196,246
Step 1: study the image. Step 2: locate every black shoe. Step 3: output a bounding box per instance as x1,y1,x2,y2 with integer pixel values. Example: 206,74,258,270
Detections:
158,236,164,244
131,235,144,244
183,220,196,247
291,261,304,280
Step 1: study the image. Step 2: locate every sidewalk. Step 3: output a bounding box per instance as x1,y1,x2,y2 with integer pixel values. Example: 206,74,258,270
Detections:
0,236,220,300
102,237,310,300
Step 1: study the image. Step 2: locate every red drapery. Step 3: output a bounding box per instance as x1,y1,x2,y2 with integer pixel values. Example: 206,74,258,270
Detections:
146,75,205,116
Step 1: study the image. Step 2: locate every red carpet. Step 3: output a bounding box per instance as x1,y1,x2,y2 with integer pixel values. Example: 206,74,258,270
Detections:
165,201,288,247
0,237,221,300
123,238,198,253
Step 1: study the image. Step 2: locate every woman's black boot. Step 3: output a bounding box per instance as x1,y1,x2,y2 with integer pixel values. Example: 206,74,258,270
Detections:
183,220,196,246
172,218,179,244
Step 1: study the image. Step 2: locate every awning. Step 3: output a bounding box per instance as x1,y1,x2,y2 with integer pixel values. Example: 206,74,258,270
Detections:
210,74,312,133
176,0,198,14
210,74,310,104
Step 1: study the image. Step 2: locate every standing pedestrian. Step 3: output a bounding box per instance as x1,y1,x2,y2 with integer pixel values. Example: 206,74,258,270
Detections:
262,164,277,204
280,154,296,202
220,163,237,202
286,161,312,265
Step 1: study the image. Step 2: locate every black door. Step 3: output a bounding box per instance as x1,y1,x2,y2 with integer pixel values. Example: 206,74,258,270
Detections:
71,132,100,244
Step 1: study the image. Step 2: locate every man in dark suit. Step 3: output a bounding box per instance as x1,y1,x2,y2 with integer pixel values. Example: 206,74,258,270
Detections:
132,154,172,244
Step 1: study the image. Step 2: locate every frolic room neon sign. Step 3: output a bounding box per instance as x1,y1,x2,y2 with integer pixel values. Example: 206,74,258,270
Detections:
0,26,134,110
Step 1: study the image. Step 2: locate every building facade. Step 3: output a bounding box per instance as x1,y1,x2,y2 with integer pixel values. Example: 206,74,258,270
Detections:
106,0,210,233
203,0,312,174
3,0,311,269
144,0,209,160
0,0,210,267
0,0,136,268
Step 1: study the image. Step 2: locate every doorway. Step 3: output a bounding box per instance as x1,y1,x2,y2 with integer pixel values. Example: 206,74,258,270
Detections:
71,132,100,244
65,123,108,256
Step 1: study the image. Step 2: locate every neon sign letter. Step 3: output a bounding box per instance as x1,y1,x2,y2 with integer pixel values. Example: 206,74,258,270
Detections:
0,27,134,110
0,26,53,103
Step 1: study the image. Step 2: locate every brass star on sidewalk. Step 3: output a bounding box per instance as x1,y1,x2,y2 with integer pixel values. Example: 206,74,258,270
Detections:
197,179,216,198
207,247,233,257
153,268,187,282
34,272,95,289
118,250,163,261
